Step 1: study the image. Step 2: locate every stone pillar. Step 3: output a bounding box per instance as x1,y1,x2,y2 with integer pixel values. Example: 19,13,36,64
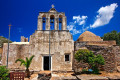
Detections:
54,17,59,30
46,17,50,30
37,16,43,30
21,36,25,42
62,16,67,30
57,18,59,30
21,36,28,42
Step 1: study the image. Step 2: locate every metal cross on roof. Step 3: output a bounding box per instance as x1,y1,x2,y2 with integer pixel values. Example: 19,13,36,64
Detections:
8,24,12,27
8,24,12,29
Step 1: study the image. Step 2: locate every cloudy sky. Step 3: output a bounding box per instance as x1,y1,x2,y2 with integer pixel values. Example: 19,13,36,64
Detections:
0,0,120,41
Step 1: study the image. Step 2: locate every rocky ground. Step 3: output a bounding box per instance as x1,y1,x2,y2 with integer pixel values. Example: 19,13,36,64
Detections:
24,71,120,80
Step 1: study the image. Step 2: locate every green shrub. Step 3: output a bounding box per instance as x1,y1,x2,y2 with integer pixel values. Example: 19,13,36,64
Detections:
75,49,105,74
82,68,87,73
0,66,9,80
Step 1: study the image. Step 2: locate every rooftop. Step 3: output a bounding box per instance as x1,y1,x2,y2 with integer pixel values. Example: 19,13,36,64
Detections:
78,31,103,41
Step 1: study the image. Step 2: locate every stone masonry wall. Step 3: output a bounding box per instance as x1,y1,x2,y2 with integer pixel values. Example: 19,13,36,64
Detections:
2,43,29,69
75,41,116,47
86,45,120,72
29,30,74,71
74,42,120,72
2,30,74,71
87,41,116,46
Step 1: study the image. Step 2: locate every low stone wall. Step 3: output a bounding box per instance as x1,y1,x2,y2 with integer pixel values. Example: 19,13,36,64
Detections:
2,43,29,69
75,41,116,49
74,45,120,72
87,41,116,46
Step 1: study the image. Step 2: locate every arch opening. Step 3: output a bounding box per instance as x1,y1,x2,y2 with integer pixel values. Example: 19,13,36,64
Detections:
59,15,62,30
42,15,46,30
50,15,55,30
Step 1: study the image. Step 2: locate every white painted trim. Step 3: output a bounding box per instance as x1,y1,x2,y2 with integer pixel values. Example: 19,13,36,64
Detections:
10,42,29,44
51,56,52,71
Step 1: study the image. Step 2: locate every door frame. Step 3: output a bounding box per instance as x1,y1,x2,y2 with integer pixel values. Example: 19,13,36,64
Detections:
42,55,52,71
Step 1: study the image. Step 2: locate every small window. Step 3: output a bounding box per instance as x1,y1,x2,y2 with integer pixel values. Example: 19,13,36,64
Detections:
65,54,70,61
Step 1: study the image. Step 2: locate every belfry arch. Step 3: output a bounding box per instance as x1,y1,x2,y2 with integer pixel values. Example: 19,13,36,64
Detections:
42,14,46,30
59,15,62,30
50,15,55,30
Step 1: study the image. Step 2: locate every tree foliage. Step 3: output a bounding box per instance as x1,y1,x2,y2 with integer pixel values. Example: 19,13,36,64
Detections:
15,55,35,78
102,30,120,45
75,49,105,74
0,66,9,80
0,36,12,48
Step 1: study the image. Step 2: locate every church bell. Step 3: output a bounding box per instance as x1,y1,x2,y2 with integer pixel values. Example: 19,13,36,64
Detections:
43,18,46,23
50,18,54,23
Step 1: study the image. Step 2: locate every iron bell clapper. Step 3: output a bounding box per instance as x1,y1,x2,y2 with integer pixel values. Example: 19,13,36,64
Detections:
50,17,54,23
50,19,54,23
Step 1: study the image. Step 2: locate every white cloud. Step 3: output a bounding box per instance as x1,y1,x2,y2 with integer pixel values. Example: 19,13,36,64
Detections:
72,29,82,35
79,20,85,25
90,3,118,28
17,28,22,33
67,15,87,35
67,22,82,35
67,24,74,31
73,15,87,25
67,3,118,35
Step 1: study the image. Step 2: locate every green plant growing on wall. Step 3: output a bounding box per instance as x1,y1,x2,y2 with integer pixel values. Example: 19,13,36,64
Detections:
0,66,9,80
15,55,35,78
75,49,105,74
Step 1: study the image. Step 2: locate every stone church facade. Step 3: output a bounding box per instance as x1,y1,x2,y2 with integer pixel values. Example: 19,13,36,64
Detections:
2,6,74,71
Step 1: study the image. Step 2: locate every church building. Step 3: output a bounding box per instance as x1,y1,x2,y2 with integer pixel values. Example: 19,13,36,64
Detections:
2,5,74,72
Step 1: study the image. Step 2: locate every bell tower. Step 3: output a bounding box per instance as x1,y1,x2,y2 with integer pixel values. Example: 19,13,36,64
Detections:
37,5,67,30
29,5,74,71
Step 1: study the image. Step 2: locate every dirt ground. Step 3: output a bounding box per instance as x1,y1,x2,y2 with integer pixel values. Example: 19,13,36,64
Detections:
25,71,120,80
24,74,38,80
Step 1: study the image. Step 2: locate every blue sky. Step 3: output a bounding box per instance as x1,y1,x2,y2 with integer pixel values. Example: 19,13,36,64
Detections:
0,0,120,41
